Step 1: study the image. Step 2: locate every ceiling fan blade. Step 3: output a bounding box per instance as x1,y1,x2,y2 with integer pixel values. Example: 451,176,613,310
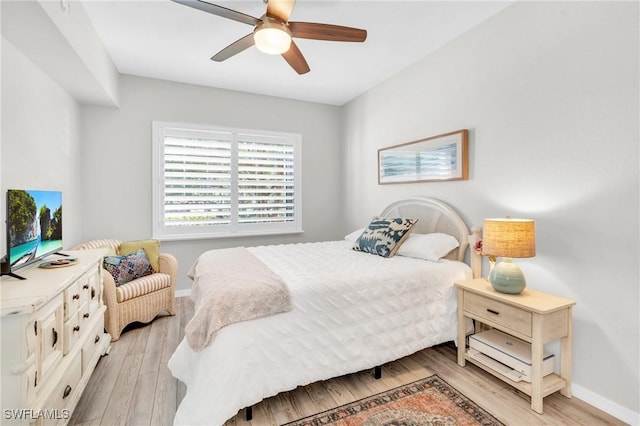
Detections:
171,0,259,26
288,22,367,42
211,33,255,62
266,0,296,23
281,41,310,75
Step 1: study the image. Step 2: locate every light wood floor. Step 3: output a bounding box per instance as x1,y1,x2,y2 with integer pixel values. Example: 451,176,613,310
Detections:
70,297,625,426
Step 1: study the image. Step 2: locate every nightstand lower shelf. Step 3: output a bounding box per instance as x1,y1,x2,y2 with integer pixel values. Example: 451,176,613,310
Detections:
463,350,568,398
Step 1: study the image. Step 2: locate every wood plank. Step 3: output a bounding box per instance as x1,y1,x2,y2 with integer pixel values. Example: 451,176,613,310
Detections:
151,300,182,426
321,376,357,405
68,329,135,424
99,353,144,425
126,371,158,426
125,321,152,356
268,391,300,425
301,381,340,413
285,386,321,419
176,298,190,406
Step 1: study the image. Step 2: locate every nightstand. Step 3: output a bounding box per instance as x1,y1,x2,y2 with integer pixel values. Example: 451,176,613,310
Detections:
455,278,575,414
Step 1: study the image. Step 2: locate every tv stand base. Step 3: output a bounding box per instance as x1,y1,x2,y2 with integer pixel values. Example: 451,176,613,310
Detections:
0,256,26,280
0,271,26,280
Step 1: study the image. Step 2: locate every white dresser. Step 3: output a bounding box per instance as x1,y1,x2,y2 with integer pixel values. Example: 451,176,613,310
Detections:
1,249,111,425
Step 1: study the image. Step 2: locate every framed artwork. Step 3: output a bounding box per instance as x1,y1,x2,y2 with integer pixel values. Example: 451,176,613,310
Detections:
378,129,468,184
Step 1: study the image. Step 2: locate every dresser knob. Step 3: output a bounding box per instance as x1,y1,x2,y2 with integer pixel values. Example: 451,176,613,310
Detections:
94,335,101,344
83,313,90,319
83,284,89,290
63,385,72,399
72,294,80,300
73,325,80,332
487,308,500,315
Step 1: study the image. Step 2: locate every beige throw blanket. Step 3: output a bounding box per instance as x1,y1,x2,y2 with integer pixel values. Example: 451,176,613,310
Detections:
185,247,292,352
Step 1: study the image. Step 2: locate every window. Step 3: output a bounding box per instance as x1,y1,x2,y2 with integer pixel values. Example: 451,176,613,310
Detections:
152,121,302,240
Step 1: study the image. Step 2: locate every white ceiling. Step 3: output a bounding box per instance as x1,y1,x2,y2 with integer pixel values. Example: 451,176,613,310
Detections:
82,0,513,105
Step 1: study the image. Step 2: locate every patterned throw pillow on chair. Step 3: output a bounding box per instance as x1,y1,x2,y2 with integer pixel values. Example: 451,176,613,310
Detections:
103,248,154,286
353,217,418,258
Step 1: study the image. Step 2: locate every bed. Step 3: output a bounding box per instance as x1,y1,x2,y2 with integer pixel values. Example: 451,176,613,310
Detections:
168,197,481,425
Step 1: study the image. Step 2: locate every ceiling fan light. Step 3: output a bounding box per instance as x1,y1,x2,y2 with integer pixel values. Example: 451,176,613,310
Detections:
254,26,292,55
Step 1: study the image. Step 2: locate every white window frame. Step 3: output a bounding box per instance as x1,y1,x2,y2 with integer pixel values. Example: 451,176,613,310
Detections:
152,121,302,240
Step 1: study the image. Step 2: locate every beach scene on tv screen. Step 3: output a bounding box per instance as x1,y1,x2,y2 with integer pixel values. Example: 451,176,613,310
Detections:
8,190,62,267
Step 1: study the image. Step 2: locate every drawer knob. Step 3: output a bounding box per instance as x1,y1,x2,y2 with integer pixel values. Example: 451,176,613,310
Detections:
487,308,500,315
83,313,90,319
72,294,80,300
63,385,72,399
83,284,89,290
94,335,101,344
52,328,58,347
91,288,96,299
73,325,80,333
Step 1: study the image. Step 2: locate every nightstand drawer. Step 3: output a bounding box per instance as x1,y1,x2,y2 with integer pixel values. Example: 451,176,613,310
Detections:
464,292,532,337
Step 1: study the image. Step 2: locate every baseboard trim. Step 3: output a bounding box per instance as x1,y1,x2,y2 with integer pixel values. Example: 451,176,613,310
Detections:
572,383,639,425
175,288,191,298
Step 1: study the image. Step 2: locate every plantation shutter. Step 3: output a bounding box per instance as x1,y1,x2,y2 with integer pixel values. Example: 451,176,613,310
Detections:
163,134,232,228
237,137,296,225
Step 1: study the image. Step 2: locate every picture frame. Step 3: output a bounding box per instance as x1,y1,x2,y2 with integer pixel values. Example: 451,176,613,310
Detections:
378,129,469,184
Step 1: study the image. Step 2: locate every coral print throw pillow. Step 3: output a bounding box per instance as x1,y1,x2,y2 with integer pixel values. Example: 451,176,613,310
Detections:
353,217,418,258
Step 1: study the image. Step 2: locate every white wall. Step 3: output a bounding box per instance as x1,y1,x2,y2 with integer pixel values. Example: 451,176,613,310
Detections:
0,38,84,255
342,1,639,421
2,0,119,106
81,75,343,291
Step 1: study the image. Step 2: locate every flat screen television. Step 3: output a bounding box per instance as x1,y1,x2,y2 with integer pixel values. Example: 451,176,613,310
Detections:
5,189,63,277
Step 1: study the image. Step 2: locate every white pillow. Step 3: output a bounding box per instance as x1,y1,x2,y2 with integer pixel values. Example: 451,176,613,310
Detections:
344,228,365,243
396,233,460,261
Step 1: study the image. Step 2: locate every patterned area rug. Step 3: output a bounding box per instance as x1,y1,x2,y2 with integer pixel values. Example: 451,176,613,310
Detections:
282,375,504,426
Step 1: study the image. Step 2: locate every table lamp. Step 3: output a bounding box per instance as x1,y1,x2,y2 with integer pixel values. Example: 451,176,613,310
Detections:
482,218,536,294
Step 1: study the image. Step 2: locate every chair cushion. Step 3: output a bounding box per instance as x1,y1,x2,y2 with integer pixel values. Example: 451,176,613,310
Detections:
116,272,172,303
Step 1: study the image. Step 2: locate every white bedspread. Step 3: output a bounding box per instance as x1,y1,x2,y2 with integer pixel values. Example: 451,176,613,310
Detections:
168,240,472,425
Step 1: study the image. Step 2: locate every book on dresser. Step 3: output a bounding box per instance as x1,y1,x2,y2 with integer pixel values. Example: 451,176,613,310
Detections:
1,249,111,425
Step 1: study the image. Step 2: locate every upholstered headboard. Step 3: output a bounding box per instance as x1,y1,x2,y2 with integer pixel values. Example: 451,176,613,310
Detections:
380,197,470,263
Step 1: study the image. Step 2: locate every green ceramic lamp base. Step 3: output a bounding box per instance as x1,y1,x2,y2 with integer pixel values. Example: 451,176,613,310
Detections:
489,258,526,294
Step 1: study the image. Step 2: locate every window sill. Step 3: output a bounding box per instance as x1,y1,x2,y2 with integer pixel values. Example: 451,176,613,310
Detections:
155,229,305,242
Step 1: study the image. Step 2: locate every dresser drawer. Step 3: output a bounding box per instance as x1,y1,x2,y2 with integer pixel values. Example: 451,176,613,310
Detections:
40,352,82,423
39,303,64,383
87,268,102,314
63,313,81,355
79,301,92,330
463,292,532,337
78,274,91,306
82,320,106,373
34,295,64,389
64,282,82,321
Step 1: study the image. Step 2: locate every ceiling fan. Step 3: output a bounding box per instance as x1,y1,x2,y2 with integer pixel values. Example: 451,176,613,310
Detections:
171,0,367,74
